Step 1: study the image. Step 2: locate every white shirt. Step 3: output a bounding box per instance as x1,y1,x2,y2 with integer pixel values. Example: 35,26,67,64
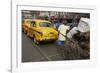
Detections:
58,24,70,41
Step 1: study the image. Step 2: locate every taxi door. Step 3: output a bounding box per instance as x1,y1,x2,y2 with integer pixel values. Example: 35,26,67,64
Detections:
27,21,36,38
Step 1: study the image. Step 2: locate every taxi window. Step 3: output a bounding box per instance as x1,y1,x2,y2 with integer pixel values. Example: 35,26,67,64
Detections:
39,22,51,27
31,21,36,27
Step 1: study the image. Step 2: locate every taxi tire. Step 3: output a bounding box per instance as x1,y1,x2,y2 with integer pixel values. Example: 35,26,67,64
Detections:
33,37,39,44
27,31,30,37
22,28,24,32
24,30,27,34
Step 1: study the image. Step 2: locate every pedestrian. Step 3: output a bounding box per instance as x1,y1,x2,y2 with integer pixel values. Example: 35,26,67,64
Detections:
54,20,61,30
58,20,70,43
56,20,70,59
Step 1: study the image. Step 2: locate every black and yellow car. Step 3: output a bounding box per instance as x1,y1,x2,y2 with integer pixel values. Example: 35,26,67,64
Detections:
26,19,58,44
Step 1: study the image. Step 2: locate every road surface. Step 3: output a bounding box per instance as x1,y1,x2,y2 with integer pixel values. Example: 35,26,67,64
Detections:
22,32,63,62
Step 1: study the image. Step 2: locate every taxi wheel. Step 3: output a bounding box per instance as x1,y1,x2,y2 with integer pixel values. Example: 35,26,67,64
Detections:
27,31,30,37
33,38,39,44
22,29,24,32
24,30,27,34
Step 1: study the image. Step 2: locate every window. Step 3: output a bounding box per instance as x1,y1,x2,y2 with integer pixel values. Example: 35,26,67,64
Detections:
39,22,51,27
31,21,36,27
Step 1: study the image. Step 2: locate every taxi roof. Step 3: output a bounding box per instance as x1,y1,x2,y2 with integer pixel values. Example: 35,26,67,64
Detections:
32,19,51,23
23,19,33,21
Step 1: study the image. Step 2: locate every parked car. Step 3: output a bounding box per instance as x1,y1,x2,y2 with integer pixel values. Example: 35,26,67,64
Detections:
27,19,58,44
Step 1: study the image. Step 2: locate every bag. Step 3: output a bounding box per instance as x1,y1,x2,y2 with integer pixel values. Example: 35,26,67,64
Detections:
56,40,64,46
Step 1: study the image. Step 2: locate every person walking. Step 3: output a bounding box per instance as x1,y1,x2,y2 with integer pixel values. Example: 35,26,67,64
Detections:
54,20,61,30
56,20,70,59
58,20,70,43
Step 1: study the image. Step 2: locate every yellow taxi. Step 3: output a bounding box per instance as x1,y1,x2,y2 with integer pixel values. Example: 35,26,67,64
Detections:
27,19,58,44
22,19,32,34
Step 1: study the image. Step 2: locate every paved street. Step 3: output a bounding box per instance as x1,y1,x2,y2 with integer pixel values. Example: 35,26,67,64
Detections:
22,32,63,62
22,32,90,62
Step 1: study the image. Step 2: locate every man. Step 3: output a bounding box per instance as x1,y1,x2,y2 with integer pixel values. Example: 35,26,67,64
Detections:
58,21,70,43
57,21,70,59
54,20,61,30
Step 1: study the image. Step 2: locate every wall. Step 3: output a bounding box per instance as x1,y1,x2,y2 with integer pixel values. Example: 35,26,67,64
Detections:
0,0,99,73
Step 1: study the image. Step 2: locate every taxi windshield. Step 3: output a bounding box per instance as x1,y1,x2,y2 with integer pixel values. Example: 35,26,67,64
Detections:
39,22,51,27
